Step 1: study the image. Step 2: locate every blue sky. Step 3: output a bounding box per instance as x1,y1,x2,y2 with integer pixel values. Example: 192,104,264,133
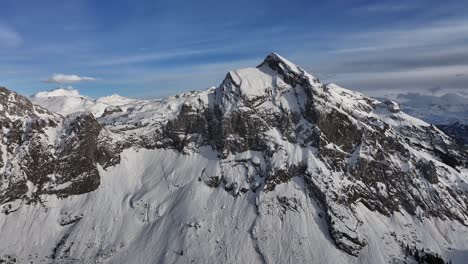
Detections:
1,0,468,98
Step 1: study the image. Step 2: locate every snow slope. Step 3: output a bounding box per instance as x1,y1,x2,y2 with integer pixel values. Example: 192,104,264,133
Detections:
3,147,467,263
1,53,467,263
31,87,139,117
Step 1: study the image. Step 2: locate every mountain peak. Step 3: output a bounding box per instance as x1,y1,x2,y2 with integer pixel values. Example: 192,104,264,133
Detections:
214,53,323,113
0,86,54,119
258,52,321,88
258,52,301,75
32,87,83,99
95,94,135,105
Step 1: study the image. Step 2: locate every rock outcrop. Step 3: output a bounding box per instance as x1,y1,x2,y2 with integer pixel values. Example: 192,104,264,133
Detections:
0,87,110,204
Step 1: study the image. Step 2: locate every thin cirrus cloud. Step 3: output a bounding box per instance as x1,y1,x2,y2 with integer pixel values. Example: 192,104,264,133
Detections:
351,2,420,13
297,16,468,95
92,44,254,67
93,49,212,66
0,23,22,48
43,74,96,84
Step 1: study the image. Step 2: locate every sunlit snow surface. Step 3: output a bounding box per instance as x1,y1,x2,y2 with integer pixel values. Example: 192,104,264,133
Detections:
31,87,140,117
1,148,467,263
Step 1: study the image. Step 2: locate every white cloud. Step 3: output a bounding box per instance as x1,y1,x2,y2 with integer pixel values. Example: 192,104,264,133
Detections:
0,24,22,48
43,74,96,84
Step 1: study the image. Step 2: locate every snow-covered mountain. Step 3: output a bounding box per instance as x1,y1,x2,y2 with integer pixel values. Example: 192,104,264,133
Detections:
386,92,468,145
31,87,139,118
392,92,468,125
1,53,467,263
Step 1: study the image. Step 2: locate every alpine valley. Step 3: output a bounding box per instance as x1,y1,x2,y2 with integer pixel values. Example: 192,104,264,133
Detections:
1,54,467,264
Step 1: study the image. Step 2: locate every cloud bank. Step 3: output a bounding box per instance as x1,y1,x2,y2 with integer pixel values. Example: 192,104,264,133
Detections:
43,74,96,84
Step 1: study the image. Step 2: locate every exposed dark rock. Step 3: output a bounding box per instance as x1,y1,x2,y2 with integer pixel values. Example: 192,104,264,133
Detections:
381,100,401,113
59,214,84,226
265,163,306,192
50,113,103,197
319,109,362,152
329,227,367,257
0,88,110,204
0,254,17,264
102,105,123,117
418,160,439,184
277,196,299,212
204,176,222,188
51,233,70,260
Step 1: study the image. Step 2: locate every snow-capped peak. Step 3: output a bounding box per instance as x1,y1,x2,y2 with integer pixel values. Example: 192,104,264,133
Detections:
215,53,322,113
258,52,302,75
32,87,83,99
96,94,136,106
30,87,137,118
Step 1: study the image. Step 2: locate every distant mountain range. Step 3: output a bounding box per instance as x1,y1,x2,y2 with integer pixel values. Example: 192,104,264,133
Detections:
383,92,468,145
31,87,139,117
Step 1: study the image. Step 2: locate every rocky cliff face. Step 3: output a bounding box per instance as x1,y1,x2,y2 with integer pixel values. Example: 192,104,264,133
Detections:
1,54,467,263
0,87,109,206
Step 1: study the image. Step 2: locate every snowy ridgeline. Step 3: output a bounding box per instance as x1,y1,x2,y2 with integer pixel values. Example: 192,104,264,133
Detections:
31,87,140,118
0,53,467,263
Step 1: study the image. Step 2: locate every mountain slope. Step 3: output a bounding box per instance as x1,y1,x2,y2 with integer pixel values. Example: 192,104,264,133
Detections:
1,53,467,263
0,86,120,207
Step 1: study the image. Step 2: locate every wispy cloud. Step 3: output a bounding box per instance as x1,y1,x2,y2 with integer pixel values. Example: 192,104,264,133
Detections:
43,74,96,84
333,18,468,54
0,23,22,47
92,44,256,67
93,50,208,66
352,2,420,13
322,64,468,96
295,16,468,95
